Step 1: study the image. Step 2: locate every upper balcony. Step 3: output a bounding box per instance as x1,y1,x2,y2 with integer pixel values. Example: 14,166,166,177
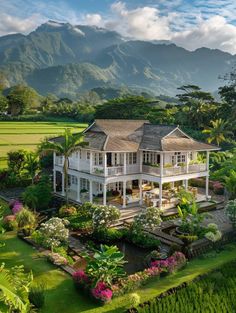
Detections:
143,163,207,177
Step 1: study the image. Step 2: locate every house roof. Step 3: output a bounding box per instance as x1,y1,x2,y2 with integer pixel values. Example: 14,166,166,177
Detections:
51,119,220,152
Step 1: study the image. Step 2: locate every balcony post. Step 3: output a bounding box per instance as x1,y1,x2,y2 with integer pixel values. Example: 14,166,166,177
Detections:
89,151,93,174
159,181,163,209
206,151,210,199
53,170,56,192
186,152,190,173
104,152,107,177
76,177,81,202
124,153,127,175
140,151,143,172
122,180,126,208
61,172,65,196
89,180,93,203
103,183,107,206
160,153,164,177
139,179,143,205
53,152,56,166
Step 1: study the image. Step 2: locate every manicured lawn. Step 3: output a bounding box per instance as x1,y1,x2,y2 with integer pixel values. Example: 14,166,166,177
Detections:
0,121,87,169
1,232,236,313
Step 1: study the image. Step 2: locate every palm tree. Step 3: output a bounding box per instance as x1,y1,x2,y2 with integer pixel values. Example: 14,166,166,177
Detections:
203,119,233,146
23,152,39,184
39,129,87,205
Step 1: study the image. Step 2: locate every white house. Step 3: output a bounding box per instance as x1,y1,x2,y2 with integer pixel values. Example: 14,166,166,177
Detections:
52,119,219,209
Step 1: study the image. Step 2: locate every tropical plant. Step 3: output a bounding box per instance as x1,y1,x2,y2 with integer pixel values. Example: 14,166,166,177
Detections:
15,208,37,235
225,200,236,228
39,129,87,204
225,170,236,199
203,119,233,146
23,152,39,184
83,245,126,287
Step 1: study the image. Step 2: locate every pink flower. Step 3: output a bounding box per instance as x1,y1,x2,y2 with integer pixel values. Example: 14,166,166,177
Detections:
11,200,23,214
91,281,113,302
73,270,89,284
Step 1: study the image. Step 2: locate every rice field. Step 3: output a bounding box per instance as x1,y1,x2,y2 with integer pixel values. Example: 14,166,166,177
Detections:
0,121,87,169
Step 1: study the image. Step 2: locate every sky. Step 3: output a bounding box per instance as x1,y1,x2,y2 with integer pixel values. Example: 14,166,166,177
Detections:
1,0,236,54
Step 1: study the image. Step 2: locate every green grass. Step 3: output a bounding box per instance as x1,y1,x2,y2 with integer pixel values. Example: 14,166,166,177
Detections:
1,231,236,313
0,121,87,168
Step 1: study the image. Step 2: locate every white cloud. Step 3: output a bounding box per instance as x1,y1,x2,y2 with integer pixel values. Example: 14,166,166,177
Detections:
172,16,236,54
0,13,45,36
84,14,103,26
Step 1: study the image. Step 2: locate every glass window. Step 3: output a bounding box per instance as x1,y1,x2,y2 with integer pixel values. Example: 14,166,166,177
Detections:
86,152,90,160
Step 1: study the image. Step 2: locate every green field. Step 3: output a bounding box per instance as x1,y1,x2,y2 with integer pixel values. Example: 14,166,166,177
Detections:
0,121,87,168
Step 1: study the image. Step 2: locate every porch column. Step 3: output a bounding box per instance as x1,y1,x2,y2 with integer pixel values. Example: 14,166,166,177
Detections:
76,177,81,202
53,170,56,192
159,181,163,209
139,179,143,205
61,172,65,196
89,151,93,174
89,180,93,203
124,153,127,175
104,152,107,177
186,152,190,173
103,183,107,206
185,179,188,190
123,180,126,208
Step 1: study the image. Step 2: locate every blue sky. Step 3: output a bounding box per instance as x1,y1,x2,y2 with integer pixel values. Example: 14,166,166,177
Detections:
1,0,236,53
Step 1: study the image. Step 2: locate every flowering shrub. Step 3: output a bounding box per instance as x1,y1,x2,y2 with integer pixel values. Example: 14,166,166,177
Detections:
91,282,113,303
9,199,23,215
132,207,162,232
212,181,224,195
92,205,120,229
205,223,222,242
225,200,236,228
47,252,68,266
73,270,90,286
38,217,69,251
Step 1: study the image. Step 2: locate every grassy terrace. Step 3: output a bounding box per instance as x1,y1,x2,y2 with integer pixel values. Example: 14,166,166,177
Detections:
1,231,236,313
0,121,87,169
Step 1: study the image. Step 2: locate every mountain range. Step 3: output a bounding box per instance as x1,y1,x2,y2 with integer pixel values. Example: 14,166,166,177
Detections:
0,20,235,98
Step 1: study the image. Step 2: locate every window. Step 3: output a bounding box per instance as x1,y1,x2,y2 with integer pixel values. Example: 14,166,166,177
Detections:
172,152,186,165
81,178,89,191
128,152,137,164
86,152,90,160
71,176,78,185
94,153,103,165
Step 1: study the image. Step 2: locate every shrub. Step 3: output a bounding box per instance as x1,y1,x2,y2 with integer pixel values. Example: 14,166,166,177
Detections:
11,200,23,215
47,252,68,266
225,200,236,228
92,205,120,230
91,282,113,304
59,205,77,217
129,293,140,308
92,228,124,243
132,207,162,232
37,217,69,251
212,181,224,195
126,230,160,249
2,215,18,231
15,208,37,235
29,284,45,309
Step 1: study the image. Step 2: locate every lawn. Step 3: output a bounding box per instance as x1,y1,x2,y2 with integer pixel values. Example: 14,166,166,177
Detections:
1,232,236,313
0,121,87,169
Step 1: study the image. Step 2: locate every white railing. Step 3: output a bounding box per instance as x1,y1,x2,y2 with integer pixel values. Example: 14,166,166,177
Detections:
126,164,140,174
107,166,124,176
92,166,105,176
69,159,79,170
92,164,140,176
143,163,207,177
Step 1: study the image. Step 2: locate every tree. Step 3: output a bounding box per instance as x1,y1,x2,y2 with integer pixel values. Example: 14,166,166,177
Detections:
39,129,87,204
0,93,8,114
23,152,39,184
203,119,233,146
7,85,40,116
225,170,236,199
7,150,25,176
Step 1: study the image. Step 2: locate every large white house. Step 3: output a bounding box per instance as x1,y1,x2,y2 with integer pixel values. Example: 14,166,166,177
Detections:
52,119,219,209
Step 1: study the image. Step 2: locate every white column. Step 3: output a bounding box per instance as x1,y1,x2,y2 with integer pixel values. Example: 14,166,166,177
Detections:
53,152,56,166
123,180,126,208
89,151,93,174
160,153,164,177
186,152,190,173
61,172,65,196
140,151,143,172
76,177,81,202
104,153,107,177
206,175,209,200
206,151,210,171
124,153,127,175
139,179,143,205
89,180,93,203
103,183,107,206
185,179,188,190
159,181,163,209
53,170,56,192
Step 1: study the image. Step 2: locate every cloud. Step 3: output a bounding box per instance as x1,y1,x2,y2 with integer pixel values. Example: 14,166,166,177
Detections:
0,13,45,36
172,16,236,54
84,14,103,26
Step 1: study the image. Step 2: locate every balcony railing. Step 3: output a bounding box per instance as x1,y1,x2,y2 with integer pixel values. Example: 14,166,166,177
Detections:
143,163,207,177
92,164,140,176
55,156,63,166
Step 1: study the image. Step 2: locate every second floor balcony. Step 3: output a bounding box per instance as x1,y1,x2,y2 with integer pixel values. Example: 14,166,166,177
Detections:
143,163,207,177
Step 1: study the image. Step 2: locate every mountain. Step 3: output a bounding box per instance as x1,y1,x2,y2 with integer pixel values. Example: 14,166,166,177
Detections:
0,20,235,98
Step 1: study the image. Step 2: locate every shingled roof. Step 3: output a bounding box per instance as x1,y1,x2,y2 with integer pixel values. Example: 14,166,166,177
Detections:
51,119,219,152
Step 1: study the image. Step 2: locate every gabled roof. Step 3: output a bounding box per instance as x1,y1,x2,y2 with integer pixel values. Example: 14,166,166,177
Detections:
50,119,220,152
